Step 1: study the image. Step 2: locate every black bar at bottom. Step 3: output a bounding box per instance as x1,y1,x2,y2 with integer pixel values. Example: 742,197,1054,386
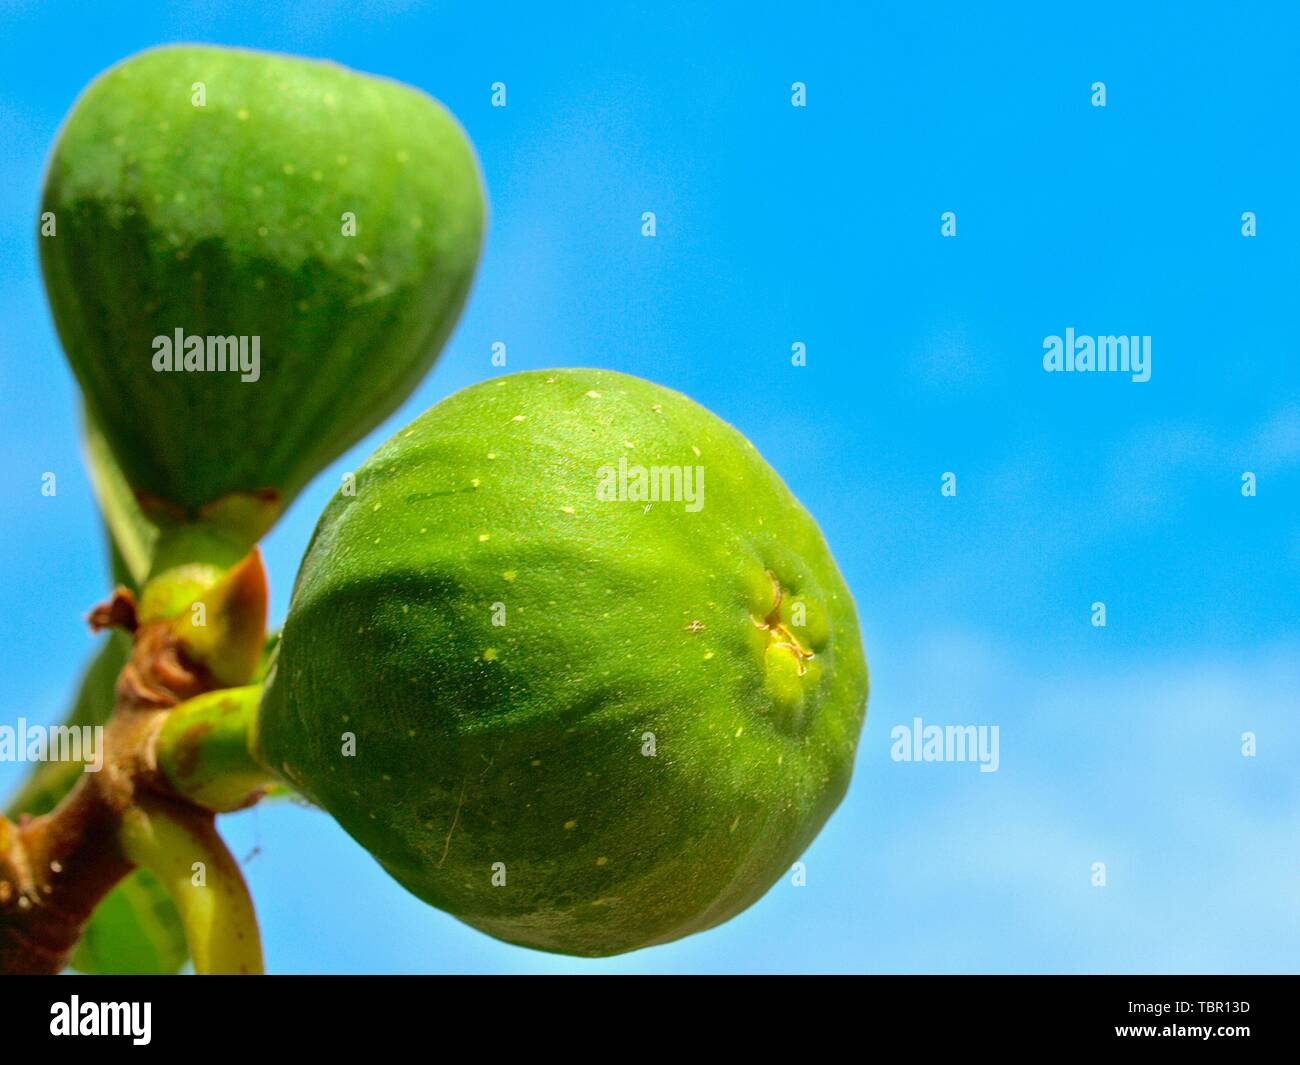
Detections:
0,974,1289,1052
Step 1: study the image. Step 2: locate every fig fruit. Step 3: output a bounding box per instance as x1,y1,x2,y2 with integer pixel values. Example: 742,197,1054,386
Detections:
41,45,484,528
259,369,868,956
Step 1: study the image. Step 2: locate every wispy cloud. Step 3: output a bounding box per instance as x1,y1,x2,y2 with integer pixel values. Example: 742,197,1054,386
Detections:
861,631,1300,971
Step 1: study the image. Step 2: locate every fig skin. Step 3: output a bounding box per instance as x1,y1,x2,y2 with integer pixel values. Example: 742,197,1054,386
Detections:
259,369,868,956
40,45,484,519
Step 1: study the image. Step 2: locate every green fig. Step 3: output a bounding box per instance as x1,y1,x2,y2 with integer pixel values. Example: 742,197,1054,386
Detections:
259,369,868,956
41,45,485,533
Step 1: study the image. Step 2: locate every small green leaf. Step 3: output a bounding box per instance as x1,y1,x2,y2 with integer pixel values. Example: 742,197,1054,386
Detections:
71,869,188,975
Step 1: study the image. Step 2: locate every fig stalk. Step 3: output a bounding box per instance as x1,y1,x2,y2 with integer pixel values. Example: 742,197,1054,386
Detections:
154,686,276,813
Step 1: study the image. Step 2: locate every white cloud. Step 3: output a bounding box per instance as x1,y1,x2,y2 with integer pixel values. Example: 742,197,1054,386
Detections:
865,632,1300,971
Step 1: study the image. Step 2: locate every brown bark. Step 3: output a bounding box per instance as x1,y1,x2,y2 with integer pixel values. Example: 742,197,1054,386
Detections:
0,616,218,974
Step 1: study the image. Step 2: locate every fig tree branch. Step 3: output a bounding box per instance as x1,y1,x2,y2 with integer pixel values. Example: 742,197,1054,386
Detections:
0,548,270,974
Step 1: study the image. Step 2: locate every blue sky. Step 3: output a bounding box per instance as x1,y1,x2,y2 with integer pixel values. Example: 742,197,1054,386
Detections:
1,1,1297,972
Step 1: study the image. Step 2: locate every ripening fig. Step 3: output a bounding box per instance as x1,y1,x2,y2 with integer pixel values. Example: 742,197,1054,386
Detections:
259,369,869,956
40,45,484,534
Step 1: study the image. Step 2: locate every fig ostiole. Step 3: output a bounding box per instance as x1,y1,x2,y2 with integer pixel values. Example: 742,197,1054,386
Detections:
257,369,869,956
42,44,485,538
